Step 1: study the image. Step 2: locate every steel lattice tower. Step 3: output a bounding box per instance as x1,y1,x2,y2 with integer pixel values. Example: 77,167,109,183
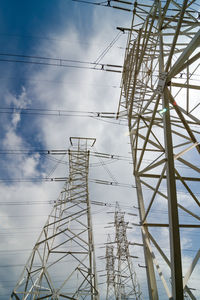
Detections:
118,1,200,299
114,203,142,300
105,235,116,300
11,137,99,300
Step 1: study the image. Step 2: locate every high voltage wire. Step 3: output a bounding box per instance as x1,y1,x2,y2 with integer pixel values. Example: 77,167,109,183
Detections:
0,200,132,207
0,107,118,118
0,151,131,174
0,14,127,78
0,176,136,188
0,148,198,171
0,149,132,161
2,72,200,85
94,31,123,66
0,107,127,126
0,76,120,88
46,154,65,177
1,227,199,236
93,146,118,183
71,0,199,15
0,175,200,198
72,0,133,11
0,148,197,169
1,5,199,297
0,53,95,65
0,208,197,222
0,248,198,270
0,53,122,72
0,147,128,179
1,106,199,128
0,32,124,49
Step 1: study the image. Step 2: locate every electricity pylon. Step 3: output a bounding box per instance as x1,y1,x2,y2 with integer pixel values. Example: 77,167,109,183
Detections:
11,137,99,300
114,203,142,300
105,235,116,300
118,1,200,299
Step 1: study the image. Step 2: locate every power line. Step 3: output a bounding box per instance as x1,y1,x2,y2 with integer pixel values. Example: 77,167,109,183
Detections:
0,107,127,125
0,75,120,88
94,31,123,66
1,175,200,199
0,199,134,208
72,0,133,12
0,53,122,72
0,148,132,161
71,0,199,14
0,146,198,171
0,176,136,188
0,32,123,49
0,107,117,117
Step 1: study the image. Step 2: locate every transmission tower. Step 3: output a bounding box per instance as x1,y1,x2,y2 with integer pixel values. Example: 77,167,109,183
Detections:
105,234,116,300
114,203,142,300
118,1,200,299
11,137,99,300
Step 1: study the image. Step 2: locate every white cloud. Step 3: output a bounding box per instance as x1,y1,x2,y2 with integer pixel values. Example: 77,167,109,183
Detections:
21,153,40,177
3,127,23,149
0,9,138,298
1,4,199,300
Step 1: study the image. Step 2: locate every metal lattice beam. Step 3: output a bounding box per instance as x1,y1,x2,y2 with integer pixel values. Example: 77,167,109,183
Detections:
105,234,116,300
10,137,99,300
118,1,200,299
114,203,142,300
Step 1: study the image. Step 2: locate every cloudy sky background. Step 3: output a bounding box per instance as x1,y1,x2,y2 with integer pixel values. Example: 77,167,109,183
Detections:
0,1,145,298
0,0,199,299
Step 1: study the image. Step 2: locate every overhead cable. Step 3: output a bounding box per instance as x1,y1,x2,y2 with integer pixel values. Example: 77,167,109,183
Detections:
0,107,127,125
93,146,118,183
72,0,133,11
94,31,123,67
0,53,122,72
0,176,136,188
0,149,132,161
0,107,118,118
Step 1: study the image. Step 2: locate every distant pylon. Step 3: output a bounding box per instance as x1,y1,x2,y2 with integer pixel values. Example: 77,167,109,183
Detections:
114,203,142,300
11,137,99,300
106,234,116,300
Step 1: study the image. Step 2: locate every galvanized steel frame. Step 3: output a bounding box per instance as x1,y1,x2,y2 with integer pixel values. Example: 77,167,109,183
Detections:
11,137,99,300
114,203,142,300
118,0,200,299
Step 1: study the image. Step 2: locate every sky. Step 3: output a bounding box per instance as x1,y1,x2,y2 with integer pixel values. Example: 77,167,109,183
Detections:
0,0,147,299
0,1,199,299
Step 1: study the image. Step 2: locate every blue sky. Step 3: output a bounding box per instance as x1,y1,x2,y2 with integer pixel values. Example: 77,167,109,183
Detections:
0,0,127,170
0,1,144,299
0,1,200,299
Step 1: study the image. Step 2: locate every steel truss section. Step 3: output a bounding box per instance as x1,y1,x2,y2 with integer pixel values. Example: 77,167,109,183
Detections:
105,235,116,300
10,137,99,300
114,203,142,300
118,1,200,299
